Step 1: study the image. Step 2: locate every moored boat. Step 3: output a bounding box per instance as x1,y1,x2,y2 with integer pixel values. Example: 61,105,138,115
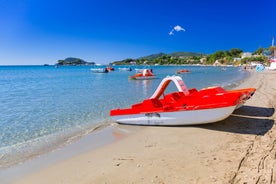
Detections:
110,76,255,125
90,67,108,73
129,69,156,80
176,69,190,74
119,67,132,71
106,66,115,71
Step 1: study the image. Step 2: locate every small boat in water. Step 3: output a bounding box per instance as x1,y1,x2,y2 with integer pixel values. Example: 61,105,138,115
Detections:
176,69,190,74
90,67,108,73
129,69,156,80
110,75,255,126
106,66,115,72
119,67,132,71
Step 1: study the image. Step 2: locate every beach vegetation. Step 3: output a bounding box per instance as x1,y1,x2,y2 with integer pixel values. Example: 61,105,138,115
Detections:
253,48,264,55
111,47,272,66
240,55,266,64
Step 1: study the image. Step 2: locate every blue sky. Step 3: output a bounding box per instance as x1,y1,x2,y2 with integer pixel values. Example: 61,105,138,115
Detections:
0,0,275,65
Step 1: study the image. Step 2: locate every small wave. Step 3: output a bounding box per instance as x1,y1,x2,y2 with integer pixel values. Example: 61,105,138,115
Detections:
0,120,113,168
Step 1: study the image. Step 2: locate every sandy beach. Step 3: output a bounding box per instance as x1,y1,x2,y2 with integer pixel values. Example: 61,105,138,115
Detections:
4,70,276,184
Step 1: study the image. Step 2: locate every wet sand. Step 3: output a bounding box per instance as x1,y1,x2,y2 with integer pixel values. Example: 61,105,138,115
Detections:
5,70,276,183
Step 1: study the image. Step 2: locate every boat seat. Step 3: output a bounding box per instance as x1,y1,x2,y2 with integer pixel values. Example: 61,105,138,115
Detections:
164,92,183,103
142,99,163,108
188,88,198,94
151,99,163,108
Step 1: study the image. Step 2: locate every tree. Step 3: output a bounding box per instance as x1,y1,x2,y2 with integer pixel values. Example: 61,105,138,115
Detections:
253,47,264,55
229,48,243,57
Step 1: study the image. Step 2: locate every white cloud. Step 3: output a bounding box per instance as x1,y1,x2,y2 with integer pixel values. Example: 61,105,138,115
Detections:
169,25,186,35
174,25,185,32
169,30,174,35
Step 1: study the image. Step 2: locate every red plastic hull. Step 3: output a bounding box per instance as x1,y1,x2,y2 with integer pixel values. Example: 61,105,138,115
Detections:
110,76,256,125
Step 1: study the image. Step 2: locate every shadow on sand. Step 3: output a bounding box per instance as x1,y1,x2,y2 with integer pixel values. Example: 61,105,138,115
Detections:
197,105,275,135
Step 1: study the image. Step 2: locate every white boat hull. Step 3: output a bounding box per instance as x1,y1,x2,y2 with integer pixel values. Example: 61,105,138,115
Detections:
111,105,237,126
90,68,108,73
119,67,132,71
132,76,156,80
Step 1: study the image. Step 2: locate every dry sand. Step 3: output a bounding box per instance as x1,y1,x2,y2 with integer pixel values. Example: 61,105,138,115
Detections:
9,70,276,183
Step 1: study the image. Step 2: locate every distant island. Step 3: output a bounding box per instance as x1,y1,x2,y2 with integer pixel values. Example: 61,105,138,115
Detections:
56,57,95,66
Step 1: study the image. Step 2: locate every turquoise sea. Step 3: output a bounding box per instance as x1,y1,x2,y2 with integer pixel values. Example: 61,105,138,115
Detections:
0,65,249,167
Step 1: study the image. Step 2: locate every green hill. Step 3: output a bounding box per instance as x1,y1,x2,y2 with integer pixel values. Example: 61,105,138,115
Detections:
111,51,205,65
139,52,166,60
56,57,95,66
170,51,204,57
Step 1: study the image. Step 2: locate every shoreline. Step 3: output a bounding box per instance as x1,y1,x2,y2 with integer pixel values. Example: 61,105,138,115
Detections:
2,69,276,183
0,65,247,169
0,124,144,183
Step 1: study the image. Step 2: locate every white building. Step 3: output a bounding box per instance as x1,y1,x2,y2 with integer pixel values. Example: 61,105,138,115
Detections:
241,52,252,59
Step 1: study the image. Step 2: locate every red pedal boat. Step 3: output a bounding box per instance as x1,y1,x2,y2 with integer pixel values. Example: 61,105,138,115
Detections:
110,76,255,125
129,69,156,80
